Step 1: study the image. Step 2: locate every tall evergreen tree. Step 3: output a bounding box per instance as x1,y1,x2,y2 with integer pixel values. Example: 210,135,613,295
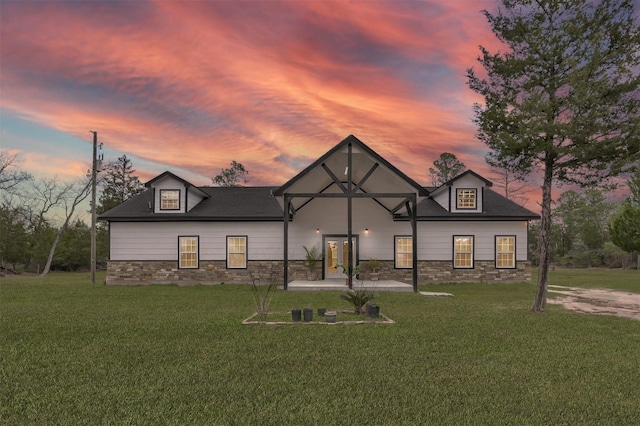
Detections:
96,155,144,269
467,0,640,312
97,155,145,214
428,152,466,186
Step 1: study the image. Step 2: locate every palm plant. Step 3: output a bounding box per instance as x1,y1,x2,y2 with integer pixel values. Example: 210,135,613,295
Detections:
340,289,374,314
303,245,322,280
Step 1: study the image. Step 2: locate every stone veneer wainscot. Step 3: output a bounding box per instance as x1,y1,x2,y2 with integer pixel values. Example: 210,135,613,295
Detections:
106,260,531,285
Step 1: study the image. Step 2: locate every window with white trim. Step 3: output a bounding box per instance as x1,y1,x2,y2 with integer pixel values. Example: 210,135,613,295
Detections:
496,236,516,268
456,188,477,209
179,236,198,269
160,189,180,210
454,236,474,268
395,236,412,269
227,236,247,269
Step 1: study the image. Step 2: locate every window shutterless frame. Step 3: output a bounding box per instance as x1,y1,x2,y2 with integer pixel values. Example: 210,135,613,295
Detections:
495,235,516,269
456,188,477,210
453,235,474,269
226,235,247,269
160,189,181,210
178,236,199,269
394,235,412,269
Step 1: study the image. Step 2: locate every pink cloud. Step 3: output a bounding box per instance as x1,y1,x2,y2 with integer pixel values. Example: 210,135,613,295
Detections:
1,0,507,193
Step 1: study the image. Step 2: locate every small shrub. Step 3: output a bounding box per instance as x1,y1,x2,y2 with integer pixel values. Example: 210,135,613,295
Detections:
340,289,374,314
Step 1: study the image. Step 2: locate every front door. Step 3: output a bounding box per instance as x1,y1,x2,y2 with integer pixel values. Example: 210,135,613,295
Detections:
324,236,357,279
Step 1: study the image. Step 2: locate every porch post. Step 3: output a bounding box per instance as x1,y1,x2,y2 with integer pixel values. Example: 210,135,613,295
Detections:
411,194,418,292
283,195,290,290
347,142,353,290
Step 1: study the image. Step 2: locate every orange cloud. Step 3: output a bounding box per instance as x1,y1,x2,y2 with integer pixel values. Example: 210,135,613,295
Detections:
1,0,506,192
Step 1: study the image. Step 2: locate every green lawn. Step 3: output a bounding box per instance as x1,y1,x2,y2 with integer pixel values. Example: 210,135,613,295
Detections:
1,270,639,424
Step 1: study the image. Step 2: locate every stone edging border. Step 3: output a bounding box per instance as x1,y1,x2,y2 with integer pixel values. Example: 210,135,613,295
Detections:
242,310,395,325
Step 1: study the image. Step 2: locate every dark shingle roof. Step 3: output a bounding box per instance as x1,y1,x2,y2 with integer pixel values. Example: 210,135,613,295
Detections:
411,188,539,221
99,186,283,222
100,184,539,222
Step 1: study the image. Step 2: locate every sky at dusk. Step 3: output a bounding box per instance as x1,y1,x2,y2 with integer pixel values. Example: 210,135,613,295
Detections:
1,0,539,200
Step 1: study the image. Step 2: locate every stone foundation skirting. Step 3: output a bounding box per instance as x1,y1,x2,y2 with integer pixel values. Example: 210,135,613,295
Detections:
360,260,531,284
106,259,531,285
420,260,531,283
106,260,290,285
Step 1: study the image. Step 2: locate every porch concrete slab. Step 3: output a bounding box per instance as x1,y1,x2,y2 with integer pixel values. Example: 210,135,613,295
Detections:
287,279,413,292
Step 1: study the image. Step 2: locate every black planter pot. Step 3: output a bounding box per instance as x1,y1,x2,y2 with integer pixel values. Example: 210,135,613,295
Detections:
303,308,313,322
366,304,380,318
291,309,302,322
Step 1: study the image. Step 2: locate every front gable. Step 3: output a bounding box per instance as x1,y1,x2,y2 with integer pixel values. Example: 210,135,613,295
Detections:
272,135,429,215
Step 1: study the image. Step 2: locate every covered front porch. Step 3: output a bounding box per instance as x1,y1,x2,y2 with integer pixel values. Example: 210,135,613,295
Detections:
273,135,427,292
287,278,413,292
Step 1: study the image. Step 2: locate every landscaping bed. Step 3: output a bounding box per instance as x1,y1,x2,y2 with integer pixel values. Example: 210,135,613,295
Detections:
242,310,395,325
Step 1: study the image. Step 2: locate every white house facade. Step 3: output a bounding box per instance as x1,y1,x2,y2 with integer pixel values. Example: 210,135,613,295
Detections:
100,135,539,289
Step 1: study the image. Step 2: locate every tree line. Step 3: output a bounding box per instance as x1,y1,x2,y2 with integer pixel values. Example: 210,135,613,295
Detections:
0,152,142,274
2,144,638,277
0,153,249,275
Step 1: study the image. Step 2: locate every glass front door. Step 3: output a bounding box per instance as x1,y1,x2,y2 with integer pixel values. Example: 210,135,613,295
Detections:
325,237,356,279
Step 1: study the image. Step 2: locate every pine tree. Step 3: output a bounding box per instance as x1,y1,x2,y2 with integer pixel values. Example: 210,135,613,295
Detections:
97,155,145,214
467,0,640,312
428,152,465,186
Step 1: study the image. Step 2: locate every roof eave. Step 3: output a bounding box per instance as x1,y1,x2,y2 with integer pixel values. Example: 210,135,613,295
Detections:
100,216,284,222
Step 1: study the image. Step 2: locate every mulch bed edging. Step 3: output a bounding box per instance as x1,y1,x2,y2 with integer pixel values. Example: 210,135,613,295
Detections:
242,310,395,325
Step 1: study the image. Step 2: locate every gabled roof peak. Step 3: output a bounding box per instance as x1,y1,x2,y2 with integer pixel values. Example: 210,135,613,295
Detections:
273,134,428,196
442,170,493,187
145,171,209,198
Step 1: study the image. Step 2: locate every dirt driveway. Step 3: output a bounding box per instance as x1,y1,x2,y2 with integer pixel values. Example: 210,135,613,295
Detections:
548,285,640,321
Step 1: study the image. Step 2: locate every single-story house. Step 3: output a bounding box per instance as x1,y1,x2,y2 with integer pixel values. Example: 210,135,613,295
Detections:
99,135,539,289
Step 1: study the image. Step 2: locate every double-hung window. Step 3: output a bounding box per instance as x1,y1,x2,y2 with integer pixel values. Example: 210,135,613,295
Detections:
456,188,477,209
227,236,247,269
454,236,474,268
160,189,180,210
179,236,198,269
496,236,516,268
395,236,412,269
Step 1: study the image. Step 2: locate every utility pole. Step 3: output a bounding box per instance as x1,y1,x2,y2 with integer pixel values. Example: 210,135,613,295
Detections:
90,131,98,284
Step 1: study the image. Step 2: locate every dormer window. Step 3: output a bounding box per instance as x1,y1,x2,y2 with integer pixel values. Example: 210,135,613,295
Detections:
160,189,180,210
456,188,477,209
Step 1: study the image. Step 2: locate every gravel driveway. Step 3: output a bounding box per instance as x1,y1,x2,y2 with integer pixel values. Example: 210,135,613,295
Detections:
548,285,640,321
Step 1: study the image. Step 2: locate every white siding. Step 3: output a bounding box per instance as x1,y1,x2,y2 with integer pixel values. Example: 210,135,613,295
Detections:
287,197,411,261
187,191,205,212
110,222,283,260
110,208,529,264
417,221,528,261
433,189,449,211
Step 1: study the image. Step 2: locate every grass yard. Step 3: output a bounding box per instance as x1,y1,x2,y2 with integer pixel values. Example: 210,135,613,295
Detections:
1,269,639,424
